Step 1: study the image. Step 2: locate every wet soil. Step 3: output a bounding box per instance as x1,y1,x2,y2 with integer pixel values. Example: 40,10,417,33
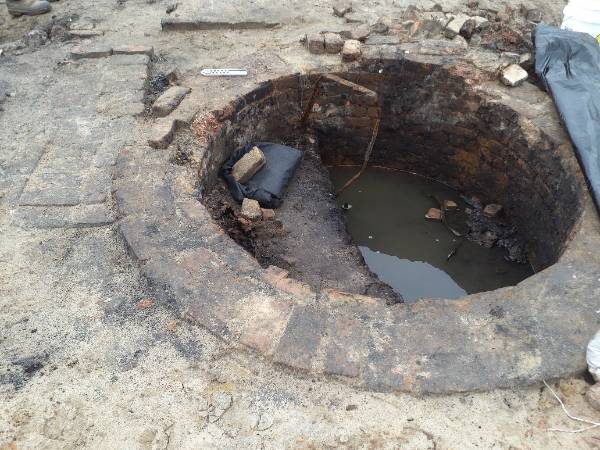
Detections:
203,136,402,304
205,136,534,304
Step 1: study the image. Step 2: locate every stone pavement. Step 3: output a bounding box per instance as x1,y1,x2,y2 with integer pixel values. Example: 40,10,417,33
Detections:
1,0,600,448
1,45,147,228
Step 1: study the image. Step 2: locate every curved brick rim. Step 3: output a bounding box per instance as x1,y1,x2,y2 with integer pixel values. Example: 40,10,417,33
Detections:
114,48,600,394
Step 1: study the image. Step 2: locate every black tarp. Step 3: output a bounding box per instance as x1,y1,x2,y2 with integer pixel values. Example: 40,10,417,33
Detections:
221,142,302,208
535,24,600,212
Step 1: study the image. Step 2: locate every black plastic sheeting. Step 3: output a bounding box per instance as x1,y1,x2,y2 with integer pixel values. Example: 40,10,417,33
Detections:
221,142,302,208
535,24,600,213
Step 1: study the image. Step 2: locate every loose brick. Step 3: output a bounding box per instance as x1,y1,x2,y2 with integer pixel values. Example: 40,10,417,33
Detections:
307,33,326,54
500,64,528,87
341,39,361,62
332,1,352,17
69,30,104,39
148,119,176,149
426,207,442,220
240,198,262,221
70,45,112,59
153,86,191,117
113,45,154,57
232,146,266,183
324,32,344,54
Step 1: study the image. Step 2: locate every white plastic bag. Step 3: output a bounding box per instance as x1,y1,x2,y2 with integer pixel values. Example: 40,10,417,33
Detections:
587,330,600,381
562,0,600,41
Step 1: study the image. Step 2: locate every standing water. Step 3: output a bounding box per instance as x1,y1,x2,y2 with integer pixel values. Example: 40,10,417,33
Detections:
330,166,533,302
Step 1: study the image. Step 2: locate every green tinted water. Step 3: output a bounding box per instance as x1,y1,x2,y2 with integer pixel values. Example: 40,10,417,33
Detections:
330,166,533,303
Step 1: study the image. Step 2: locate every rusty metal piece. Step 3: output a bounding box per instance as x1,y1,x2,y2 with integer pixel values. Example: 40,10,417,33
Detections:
336,111,381,195
300,73,381,193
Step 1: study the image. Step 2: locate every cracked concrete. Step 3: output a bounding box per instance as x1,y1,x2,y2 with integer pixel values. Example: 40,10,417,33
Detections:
2,0,600,448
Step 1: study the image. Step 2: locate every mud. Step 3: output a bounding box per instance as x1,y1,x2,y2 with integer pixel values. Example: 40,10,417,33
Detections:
203,133,402,304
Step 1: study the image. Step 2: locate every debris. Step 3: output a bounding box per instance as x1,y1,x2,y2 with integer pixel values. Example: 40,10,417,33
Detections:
232,146,266,183
588,330,600,382
340,24,370,41
241,198,262,221
426,207,442,220
499,51,520,67
459,18,477,39
136,298,155,309
370,20,389,34
166,2,177,14
446,241,463,261
261,208,275,220
526,8,543,23
586,384,600,411
332,1,352,18
473,16,490,31
24,29,49,48
500,64,528,86
152,85,191,117
341,202,352,210
445,14,470,38
324,32,344,54
200,68,247,76
346,404,358,411
443,200,458,209
341,39,361,62
480,230,498,248
430,195,464,237
49,23,70,42
483,203,503,218
519,52,532,66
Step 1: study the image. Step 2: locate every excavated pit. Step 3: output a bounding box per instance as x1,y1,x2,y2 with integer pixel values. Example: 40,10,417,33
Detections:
197,67,582,303
121,56,600,392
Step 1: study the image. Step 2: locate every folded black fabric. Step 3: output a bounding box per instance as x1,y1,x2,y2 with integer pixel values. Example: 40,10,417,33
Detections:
221,142,302,208
535,24,600,212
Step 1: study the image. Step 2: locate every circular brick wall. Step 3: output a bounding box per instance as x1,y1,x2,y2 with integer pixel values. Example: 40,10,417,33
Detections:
198,65,582,271
116,52,600,393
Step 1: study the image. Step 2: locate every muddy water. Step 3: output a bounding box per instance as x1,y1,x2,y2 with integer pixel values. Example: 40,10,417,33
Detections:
330,166,533,303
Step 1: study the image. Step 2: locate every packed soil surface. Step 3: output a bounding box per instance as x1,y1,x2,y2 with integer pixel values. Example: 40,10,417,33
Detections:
204,134,402,304
3,0,599,449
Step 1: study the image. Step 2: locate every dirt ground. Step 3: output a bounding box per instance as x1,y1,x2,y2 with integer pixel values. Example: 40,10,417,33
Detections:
2,0,600,449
